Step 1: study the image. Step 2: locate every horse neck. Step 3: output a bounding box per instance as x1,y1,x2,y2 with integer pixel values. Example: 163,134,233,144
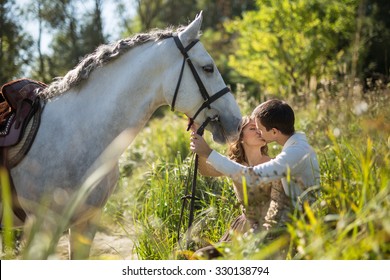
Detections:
45,43,168,155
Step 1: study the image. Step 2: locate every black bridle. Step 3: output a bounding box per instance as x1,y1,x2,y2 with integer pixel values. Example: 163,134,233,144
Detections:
171,35,229,249
171,35,230,131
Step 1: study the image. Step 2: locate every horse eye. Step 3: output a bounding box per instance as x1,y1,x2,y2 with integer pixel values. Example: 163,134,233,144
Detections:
202,65,214,73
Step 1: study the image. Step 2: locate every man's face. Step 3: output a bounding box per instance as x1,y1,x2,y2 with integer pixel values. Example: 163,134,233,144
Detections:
255,118,275,143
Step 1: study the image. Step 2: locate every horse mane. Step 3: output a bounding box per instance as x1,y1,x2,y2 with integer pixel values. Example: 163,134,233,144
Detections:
40,27,184,100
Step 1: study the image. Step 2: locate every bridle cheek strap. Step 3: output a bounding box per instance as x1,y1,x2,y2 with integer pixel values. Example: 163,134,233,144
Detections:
171,36,200,112
171,35,230,130
171,57,186,112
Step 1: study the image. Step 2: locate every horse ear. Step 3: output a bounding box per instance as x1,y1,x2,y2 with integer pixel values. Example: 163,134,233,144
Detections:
179,11,203,46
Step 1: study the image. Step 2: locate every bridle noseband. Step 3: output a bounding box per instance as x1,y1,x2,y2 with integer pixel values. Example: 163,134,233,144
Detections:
171,35,230,131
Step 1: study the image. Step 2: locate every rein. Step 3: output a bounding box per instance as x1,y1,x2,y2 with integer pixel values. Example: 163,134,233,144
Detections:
170,35,230,250
177,116,215,250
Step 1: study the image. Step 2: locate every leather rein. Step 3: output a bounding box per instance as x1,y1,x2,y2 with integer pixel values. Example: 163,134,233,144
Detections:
171,35,229,249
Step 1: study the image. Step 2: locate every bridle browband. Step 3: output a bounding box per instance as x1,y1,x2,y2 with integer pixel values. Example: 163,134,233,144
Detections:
171,35,230,131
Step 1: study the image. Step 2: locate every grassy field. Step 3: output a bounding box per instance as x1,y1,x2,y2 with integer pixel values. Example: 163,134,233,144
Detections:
1,84,389,260
105,85,390,260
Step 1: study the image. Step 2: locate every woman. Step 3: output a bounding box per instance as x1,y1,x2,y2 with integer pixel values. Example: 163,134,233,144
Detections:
192,116,291,259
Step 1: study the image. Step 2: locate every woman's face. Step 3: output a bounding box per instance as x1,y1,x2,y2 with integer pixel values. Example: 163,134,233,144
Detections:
241,119,267,148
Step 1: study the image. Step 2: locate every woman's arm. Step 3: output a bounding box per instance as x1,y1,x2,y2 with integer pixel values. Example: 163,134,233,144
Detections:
198,156,223,177
190,132,248,181
191,133,293,185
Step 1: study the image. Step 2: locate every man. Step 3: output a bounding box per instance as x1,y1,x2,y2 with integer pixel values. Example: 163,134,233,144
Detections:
190,99,320,207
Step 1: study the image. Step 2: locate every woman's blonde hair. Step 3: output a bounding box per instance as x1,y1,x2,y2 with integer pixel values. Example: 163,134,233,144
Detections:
227,116,268,164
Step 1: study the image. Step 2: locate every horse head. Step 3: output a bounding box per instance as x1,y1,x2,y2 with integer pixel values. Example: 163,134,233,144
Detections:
166,12,241,143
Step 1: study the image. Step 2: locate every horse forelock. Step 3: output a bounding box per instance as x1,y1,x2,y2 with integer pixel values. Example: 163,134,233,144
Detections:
40,27,186,100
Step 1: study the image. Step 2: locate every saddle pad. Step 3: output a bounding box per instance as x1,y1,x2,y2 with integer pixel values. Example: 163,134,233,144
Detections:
7,106,41,168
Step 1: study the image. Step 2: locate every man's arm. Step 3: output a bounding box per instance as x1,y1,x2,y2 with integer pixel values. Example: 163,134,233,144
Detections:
191,132,305,186
207,147,306,186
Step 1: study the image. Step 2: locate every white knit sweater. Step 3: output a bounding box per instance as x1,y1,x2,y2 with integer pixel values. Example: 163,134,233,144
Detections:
207,132,321,204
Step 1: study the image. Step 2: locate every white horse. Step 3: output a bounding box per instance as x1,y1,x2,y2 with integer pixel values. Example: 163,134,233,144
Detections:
4,12,241,259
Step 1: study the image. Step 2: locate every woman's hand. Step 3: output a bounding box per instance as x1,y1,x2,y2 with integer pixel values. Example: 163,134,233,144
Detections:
189,122,198,133
190,131,213,158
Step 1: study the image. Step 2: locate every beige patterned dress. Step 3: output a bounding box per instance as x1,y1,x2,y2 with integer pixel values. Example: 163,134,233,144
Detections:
194,158,292,258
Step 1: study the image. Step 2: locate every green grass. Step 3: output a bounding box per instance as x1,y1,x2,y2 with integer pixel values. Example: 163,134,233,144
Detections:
112,86,390,260
1,86,389,260
109,112,240,259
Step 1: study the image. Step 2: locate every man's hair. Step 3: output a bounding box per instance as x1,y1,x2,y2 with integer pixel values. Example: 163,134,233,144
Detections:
252,99,295,135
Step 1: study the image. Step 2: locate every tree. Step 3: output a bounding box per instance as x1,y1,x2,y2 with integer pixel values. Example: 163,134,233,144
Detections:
360,0,390,88
0,0,34,85
134,0,197,31
116,0,258,94
225,0,359,97
27,0,106,80
79,0,106,56
118,0,256,33
194,0,258,94
135,0,164,30
196,0,256,28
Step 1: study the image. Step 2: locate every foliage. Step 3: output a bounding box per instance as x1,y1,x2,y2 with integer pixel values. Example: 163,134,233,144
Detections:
113,85,390,260
225,0,359,97
18,0,107,82
2,0,389,100
117,0,256,34
112,110,239,259
360,0,390,83
116,0,198,33
195,0,257,28
1,0,390,261
200,25,263,98
1,81,388,260
0,0,34,85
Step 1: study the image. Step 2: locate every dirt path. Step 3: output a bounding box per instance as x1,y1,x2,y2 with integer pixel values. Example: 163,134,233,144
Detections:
56,225,137,260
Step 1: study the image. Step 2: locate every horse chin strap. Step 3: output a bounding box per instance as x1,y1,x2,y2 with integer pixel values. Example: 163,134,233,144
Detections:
170,35,230,132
